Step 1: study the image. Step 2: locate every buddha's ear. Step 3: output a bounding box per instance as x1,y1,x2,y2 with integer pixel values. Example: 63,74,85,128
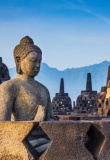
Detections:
16,56,22,74
16,56,20,62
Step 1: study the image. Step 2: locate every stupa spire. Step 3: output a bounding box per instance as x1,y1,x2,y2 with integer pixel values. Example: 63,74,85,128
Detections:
106,66,110,87
86,73,92,92
60,78,64,94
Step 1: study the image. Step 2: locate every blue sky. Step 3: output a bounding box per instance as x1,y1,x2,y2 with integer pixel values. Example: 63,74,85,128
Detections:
0,0,110,70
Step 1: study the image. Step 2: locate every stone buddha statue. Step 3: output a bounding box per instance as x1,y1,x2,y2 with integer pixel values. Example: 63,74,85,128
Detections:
0,36,55,121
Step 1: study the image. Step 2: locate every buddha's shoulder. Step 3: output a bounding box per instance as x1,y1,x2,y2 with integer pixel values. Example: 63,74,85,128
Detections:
0,78,20,90
36,81,49,94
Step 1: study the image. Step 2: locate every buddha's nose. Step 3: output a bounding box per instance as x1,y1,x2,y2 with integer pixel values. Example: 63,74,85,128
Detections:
36,62,40,68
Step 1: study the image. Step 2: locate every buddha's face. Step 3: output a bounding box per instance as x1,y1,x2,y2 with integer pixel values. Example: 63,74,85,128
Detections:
20,51,42,77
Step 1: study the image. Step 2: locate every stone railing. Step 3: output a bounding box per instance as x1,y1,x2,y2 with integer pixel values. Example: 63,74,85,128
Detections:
0,118,110,160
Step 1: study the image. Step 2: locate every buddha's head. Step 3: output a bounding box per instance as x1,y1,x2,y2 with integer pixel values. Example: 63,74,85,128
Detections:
14,36,42,77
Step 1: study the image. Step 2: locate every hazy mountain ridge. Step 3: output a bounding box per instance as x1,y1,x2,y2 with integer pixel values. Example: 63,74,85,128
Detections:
9,61,110,102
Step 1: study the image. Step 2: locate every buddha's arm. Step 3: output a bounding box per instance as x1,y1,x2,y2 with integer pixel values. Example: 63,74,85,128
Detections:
46,90,56,120
0,82,15,121
34,105,46,121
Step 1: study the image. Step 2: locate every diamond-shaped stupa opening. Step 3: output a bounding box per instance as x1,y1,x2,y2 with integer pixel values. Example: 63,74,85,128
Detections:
84,124,105,160
23,125,51,159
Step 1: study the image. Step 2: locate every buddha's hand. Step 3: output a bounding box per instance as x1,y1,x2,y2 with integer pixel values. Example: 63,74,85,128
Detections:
34,105,46,121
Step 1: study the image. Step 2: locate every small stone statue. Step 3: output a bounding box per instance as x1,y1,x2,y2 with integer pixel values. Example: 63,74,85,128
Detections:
0,36,55,121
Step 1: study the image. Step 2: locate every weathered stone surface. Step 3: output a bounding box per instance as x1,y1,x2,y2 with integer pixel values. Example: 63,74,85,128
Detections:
57,115,105,121
39,121,94,160
96,120,110,160
0,121,38,160
0,120,110,160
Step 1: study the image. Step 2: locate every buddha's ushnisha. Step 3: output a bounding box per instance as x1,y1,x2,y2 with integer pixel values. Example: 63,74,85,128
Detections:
0,36,55,121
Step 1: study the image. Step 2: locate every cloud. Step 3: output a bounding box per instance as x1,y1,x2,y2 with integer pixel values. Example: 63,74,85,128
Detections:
61,0,110,25
61,1,110,25
84,9,110,25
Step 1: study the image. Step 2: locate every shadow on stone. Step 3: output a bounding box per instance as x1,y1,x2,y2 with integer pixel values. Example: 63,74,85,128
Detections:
107,110,110,116
84,124,105,160
23,125,51,159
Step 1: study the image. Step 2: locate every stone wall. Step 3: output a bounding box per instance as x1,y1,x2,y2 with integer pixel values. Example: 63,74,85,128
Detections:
0,120,110,160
